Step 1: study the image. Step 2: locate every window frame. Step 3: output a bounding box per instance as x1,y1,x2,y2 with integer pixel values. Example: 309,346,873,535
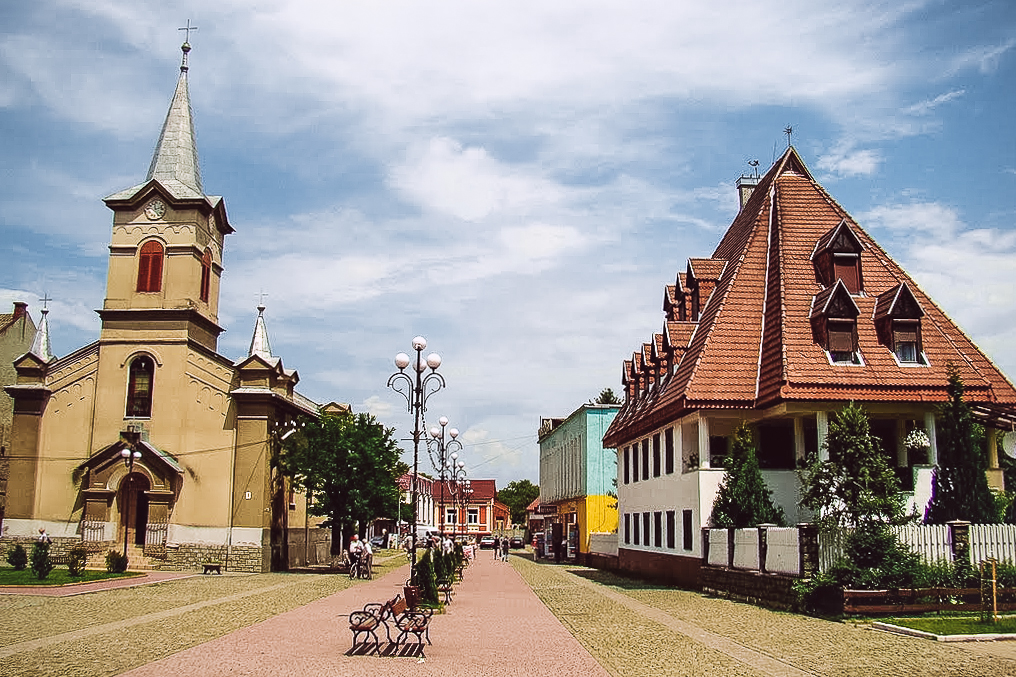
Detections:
199,248,212,302
136,240,165,293
125,355,155,418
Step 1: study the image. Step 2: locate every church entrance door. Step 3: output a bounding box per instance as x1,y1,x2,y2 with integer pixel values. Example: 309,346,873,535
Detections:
119,473,151,548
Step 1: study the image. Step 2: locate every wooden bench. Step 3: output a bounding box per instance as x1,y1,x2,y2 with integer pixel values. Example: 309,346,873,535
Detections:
347,597,395,655
202,562,222,574
437,577,454,604
387,595,433,655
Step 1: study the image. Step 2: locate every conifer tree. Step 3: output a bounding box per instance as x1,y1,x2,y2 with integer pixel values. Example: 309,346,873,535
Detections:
799,402,905,530
710,423,785,528
925,366,998,524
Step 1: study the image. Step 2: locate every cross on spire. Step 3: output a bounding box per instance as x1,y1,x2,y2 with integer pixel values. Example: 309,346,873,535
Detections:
255,290,269,310
39,293,52,310
178,19,198,43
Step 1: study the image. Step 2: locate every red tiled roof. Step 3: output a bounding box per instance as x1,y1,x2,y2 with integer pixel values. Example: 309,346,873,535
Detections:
604,147,1016,447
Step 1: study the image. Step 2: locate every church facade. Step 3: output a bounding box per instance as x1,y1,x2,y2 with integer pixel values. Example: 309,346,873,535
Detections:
2,42,327,572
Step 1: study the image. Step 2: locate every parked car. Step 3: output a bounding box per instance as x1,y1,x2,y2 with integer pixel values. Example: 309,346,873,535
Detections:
479,536,496,549
369,535,386,549
509,536,524,549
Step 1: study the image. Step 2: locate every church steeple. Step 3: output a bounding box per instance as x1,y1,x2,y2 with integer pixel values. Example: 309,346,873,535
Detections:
249,305,273,360
145,40,203,199
100,33,233,354
29,307,53,363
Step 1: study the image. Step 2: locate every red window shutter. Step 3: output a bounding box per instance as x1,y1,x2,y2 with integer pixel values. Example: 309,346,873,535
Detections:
480,506,487,524
200,250,212,302
137,241,164,293
833,255,860,293
828,322,855,352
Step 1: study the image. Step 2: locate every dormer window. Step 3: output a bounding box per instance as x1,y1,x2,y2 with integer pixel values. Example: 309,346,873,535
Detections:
893,321,920,363
874,282,926,366
810,280,862,366
827,320,859,364
812,220,864,294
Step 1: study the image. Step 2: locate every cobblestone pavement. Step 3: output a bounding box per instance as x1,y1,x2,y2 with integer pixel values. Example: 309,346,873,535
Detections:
2,551,1016,677
514,558,1016,677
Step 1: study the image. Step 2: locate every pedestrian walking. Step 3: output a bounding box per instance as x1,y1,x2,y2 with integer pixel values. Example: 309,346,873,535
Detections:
500,536,509,562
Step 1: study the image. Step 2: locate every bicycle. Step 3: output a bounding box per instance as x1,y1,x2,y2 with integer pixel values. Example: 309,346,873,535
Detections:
348,553,373,580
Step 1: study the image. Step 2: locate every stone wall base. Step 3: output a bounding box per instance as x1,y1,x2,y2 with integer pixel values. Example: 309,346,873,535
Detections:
0,536,267,573
617,548,701,588
700,566,798,610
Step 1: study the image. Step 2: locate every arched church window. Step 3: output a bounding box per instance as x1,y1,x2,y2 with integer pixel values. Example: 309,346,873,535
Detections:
199,249,212,302
126,355,154,418
137,241,164,293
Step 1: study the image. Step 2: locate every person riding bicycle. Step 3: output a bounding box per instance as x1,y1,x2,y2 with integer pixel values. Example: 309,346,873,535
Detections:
348,534,363,571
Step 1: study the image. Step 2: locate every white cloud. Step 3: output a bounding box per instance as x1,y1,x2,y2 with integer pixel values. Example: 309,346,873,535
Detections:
817,145,883,178
387,137,564,221
904,89,966,116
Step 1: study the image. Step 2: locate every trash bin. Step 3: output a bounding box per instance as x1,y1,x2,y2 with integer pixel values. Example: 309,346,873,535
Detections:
404,583,420,609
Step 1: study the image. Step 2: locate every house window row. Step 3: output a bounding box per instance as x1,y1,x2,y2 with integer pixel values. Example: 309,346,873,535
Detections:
622,427,676,484
622,509,694,552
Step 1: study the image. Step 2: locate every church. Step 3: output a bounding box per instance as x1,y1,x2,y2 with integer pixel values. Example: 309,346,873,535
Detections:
1,40,329,572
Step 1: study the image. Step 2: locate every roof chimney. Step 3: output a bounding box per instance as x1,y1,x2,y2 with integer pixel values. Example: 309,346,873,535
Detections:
736,174,759,211
12,301,27,320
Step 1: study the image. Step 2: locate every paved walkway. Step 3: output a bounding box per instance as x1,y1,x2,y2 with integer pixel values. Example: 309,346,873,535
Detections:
0,571,198,597
119,552,609,677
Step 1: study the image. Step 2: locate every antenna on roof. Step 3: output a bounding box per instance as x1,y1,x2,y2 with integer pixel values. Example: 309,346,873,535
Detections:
748,159,760,178
784,125,793,148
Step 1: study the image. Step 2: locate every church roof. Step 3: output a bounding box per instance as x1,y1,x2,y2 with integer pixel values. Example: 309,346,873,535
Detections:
604,147,1016,446
28,307,53,363
105,40,223,209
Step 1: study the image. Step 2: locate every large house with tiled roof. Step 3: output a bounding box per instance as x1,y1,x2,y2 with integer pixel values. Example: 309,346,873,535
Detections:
603,147,1016,587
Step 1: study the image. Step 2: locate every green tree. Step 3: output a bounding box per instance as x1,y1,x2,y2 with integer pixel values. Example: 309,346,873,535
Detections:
281,412,408,556
925,366,998,524
30,541,54,580
799,402,907,531
710,423,785,528
593,388,621,405
497,479,540,525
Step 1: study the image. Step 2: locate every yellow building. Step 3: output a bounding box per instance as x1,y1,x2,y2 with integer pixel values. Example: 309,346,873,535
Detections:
537,404,619,562
1,41,327,572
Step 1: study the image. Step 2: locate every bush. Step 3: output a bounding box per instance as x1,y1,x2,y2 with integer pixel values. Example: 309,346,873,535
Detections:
416,549,439,606
6,544,28,570
105,550,128,573
30,542,54,580
67,546,88,577
793,572,843,616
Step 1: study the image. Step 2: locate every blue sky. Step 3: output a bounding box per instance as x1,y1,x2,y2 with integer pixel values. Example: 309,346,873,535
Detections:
2,0,1015,488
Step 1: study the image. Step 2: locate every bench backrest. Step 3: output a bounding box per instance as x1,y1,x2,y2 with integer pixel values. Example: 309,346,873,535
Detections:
390,596,407,616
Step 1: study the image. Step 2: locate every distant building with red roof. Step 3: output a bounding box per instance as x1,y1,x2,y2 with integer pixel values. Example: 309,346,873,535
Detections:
603,147,1016,587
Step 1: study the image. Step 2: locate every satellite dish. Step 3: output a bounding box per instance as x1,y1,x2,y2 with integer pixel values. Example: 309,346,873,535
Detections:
1002,431,1016,459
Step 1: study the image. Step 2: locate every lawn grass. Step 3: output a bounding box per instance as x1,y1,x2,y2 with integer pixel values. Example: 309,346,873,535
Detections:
0,567,141,586
886,615,1016,636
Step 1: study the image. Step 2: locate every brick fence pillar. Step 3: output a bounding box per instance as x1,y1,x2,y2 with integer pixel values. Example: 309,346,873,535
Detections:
758,524,774,574
701,527,710,565
947,520,971,564
798,523,819,577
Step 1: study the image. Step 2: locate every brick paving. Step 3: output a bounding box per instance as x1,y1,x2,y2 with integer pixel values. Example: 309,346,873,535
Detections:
2,551,1016,676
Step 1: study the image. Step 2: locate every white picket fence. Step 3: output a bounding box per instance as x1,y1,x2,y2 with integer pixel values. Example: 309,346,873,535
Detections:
820,523,1016,572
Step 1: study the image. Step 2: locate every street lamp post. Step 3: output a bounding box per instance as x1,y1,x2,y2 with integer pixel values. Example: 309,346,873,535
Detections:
120,445,142,567
427,417,462,537
387,336,445,586
452,475,471,542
